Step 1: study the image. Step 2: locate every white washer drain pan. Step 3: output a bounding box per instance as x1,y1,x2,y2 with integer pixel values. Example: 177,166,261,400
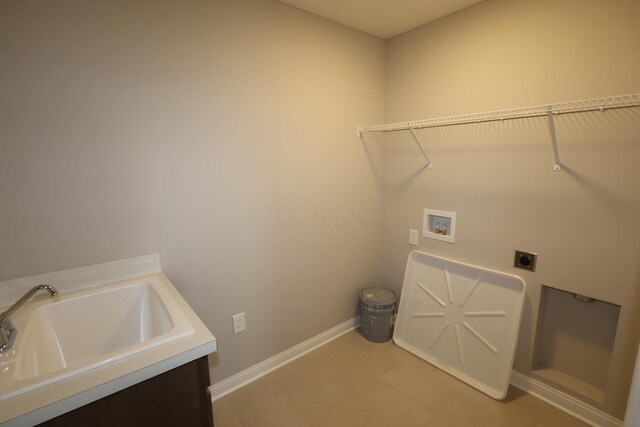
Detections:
393,251,526,400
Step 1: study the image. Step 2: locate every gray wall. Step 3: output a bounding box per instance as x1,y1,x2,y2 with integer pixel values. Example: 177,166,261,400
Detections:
381,0,640,418
2,0,639,418
0,0,385,382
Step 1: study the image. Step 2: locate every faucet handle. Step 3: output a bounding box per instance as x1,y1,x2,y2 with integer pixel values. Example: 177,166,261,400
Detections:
0,318,16,353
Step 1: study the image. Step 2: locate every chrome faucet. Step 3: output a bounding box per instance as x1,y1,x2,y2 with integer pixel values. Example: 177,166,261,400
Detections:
0,284,58,354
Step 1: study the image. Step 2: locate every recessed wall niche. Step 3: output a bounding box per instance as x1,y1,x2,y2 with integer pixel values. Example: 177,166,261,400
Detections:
423,209,456,243
532,285,620,404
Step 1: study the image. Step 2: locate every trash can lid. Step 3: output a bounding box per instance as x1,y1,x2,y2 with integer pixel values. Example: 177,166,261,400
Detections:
359,287,397,308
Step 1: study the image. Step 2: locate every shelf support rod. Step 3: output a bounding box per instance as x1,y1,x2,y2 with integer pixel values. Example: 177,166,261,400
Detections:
546,106,562,171
409,127,432,168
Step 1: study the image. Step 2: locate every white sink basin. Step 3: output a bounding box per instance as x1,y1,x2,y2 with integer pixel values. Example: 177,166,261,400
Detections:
13,281,184,382
0,256,216,426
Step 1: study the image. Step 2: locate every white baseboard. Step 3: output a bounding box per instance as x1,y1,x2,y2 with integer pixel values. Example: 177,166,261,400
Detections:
510,370,623,427
209,316,361,401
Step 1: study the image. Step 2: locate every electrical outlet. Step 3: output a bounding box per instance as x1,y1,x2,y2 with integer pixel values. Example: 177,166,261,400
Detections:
514,250,537,272
409,229,419,246
232,312,246,335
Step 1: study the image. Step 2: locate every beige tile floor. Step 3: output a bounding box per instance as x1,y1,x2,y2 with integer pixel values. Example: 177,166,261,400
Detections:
212,330,588,427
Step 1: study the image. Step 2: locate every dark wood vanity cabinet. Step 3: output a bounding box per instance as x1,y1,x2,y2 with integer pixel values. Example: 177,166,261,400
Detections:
40,356,214,427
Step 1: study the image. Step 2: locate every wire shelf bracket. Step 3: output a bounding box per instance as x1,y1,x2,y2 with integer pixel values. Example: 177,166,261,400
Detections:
408,127,432,168
357,93,640,171
546,106,562,171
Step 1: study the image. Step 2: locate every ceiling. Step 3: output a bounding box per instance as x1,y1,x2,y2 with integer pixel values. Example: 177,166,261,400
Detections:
277,0,485,39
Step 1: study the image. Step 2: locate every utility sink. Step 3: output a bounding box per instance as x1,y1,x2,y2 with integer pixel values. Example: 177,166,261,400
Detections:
0,255,216,426
11,281,188,383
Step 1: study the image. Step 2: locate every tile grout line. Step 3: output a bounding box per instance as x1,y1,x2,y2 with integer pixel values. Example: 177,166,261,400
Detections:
210,316,361,401
267,374,319,427
225,396,246,427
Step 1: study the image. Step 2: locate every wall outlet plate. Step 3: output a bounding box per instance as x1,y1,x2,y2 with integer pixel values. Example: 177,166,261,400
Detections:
409,229,419,246
232,312,246,335
514,250,537,272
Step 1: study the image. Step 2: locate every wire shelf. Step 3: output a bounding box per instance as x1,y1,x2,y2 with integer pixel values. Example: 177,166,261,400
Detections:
359,93,640,134
357,92,640,171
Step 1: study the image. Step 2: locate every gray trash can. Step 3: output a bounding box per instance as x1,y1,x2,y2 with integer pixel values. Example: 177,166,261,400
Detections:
359,287,397,343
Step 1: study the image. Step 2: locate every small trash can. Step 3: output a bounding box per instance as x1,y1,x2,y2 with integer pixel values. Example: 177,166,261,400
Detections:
359,286,397,343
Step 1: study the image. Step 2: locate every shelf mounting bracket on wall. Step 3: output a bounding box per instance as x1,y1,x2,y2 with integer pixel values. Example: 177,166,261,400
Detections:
546,106,562,171
408,127,433,168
